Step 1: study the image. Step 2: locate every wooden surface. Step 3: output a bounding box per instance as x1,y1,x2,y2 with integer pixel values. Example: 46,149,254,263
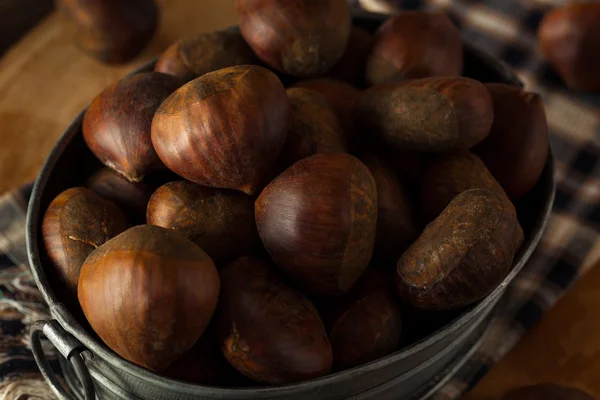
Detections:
0,1,599,399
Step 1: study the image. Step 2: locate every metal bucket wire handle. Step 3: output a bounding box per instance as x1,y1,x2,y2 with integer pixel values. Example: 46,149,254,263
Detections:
30,320,96,400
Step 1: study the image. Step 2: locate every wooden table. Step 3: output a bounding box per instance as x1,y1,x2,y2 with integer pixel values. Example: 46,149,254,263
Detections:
1,0,598,399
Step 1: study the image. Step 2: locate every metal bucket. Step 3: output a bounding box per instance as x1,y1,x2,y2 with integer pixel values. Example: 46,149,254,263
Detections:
26,11,555,400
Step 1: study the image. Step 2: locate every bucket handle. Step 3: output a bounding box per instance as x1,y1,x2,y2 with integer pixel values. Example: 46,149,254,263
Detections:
30,320,96,400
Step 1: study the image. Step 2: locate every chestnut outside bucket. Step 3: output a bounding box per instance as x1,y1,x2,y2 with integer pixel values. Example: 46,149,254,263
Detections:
26,11,555,400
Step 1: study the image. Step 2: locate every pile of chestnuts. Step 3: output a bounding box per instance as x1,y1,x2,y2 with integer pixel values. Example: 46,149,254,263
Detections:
41,0,549,387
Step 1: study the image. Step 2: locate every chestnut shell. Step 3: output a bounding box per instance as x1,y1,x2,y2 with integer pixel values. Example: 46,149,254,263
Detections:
473,84,549,200
146,181,259,265
319,269,402,370
395,188,523,310
236,0,351,77
538,2,600,92
78,225,220,372
42,187,129,301
277,87,346,170
356,77,493,152
154,27,260,82
256,153,378,296
366,11,463,85
151,65,289,195
82,72,183,182
57,0,158,64
215,256,333,384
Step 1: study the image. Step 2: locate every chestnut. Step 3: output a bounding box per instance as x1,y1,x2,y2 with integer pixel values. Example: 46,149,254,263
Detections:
327,26,375,87
361,155,419,264
294,78,361,151
319,269,402,370
57,0,157,64
473,84,549,199
154,27,260,82
538,2,600,91
236,0,351,77
356,77,493,152
163,330,232,385
146,181,259,265
502,384,594,400
255,153,378,296
151,65,289,195
42,187,129,301
420,152,506,222
215,256,332,384
366,11,463,85
86,168,155,224
78,225,220,372
395,188,523,310
277,87,346,170
83,72,182,182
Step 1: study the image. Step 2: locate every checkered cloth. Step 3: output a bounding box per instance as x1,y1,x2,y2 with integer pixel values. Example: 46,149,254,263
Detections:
1,0,600,399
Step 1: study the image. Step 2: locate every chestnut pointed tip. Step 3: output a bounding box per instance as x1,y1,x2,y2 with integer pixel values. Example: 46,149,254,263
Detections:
237,183,255,196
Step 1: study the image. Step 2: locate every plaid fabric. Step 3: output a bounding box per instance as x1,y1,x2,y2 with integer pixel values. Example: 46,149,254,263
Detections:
1,0,600,399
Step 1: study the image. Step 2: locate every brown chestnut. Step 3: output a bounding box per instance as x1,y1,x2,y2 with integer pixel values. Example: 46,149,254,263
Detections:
42,187,129,301
146,181,259,265
154,27,260,82
57,0,157,64
236,0,351,77
473,84,549,199
151,65,289,195
361,155,419,264
366,11,463,85
396,188,523,310
539,2,600,92
83,72,182,182
78,225,220,372
420,152,506,222
163,330,232,385
319,269,402,370
327,27,375,87
502,384,595,400
356,77,493,152
256,153,378,296
277,87,346,170
86,168,155,224
215,256,332,384
294,78,361,151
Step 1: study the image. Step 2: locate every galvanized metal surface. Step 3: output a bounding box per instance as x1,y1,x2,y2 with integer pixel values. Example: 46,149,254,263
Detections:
26,11,555,400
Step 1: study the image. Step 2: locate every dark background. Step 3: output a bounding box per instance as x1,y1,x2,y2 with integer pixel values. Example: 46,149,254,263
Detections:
0,0,54,56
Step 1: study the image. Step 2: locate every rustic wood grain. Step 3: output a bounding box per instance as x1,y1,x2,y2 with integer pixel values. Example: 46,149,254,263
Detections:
1,1,599,399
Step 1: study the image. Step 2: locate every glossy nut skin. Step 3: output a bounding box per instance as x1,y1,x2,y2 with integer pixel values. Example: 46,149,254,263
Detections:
366,11,463,85
420,152,506,222
327,27,374,87
154,27,259,82
538,2,600,92
502,384,595,400
256,153,378,296
356,77,493,152
78,225,220,372
151,65,289,195
277,88,346,170
215,256,333,384
362,156,419,264
236,0,351,77
42,187,129,301
83,72,182,182
86,168,155,224
294,78,361,151
319,269,402,370
146,181,259,266
395,188,524,310
57,0,157,64
473,84,549,199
